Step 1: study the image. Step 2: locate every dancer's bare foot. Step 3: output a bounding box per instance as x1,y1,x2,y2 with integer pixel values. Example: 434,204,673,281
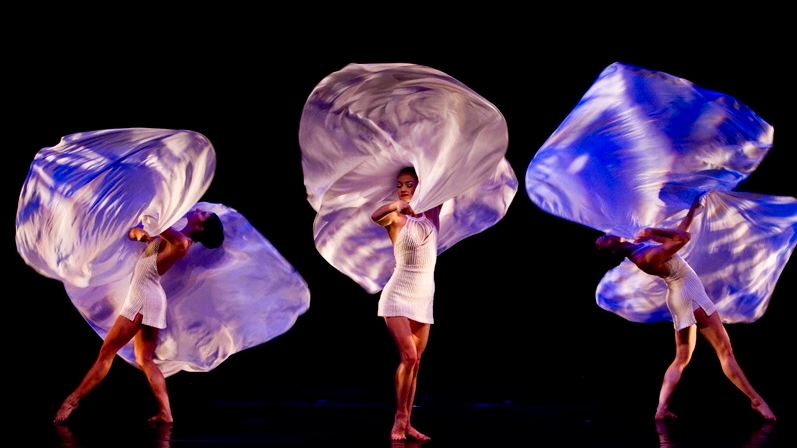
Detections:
407,425,431,441
54,400,78,424
390,415,410,440
654,408,678,421
390,424,406,441
752,400,776,422
148,411,174,424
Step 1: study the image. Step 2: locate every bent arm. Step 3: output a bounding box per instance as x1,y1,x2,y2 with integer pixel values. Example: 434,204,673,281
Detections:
154,227,192,275
636,194,702,246
371,200,411,227
158,227,192,253
128,226,152,243
636,227,690,244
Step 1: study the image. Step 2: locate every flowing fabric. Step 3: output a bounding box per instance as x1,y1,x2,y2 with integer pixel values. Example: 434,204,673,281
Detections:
63,202,311,376
16,129,311,376
16,128,216,288
525,62,797,323
299,63,517,294
597,191,797,323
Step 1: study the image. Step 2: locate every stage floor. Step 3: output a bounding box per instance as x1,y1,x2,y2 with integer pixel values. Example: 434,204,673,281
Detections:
29,389,788,447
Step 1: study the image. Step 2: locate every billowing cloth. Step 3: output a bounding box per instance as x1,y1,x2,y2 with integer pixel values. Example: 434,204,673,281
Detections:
63,202,311,377
16,129,311,376
299,62,518,293
16,128,216,288
525,62,797,324
597,190,796,323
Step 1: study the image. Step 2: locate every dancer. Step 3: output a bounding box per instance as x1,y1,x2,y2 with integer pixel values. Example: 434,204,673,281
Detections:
299,63,516,440
371,167,441,442
54,208,224,424
595,195,776,422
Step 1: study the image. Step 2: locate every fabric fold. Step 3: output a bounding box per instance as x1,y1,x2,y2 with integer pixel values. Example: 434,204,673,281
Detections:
299,62,517,293
525,62,796,324
16,129,310,376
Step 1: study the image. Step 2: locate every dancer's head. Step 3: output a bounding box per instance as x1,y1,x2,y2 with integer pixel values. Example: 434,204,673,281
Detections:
595,234,623,253
185,209,225,248
594,233,626,269
396,166,418,201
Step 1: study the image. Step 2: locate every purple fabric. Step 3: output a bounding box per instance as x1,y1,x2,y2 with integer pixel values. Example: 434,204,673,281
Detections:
525,62,797,323
300,63,517,293
16,129,310,375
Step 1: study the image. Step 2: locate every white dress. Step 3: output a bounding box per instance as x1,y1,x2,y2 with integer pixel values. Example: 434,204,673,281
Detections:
663,254,718,330
119,237,168,329
378,214,438,324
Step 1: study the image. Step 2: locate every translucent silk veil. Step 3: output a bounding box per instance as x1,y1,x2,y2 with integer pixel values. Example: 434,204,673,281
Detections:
16,128,310,376
525,62,797,323
299,63,518,294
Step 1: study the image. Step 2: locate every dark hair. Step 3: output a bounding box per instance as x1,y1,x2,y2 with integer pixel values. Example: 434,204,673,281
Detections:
398,166,417,179
194,213,224,248
594,235,626,270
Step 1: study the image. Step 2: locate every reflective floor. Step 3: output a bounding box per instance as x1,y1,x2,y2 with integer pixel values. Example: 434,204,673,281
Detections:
24,390,790,447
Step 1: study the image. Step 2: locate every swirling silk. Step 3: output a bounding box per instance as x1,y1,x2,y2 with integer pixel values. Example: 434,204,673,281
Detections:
299,63,517,294
525,62,797,323
16,129,310,376
17,128,216,287
63,202,311,376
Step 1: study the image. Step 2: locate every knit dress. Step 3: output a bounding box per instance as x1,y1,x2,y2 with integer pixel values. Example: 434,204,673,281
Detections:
378,214,438,324
663,254,718,330
119,237,168,329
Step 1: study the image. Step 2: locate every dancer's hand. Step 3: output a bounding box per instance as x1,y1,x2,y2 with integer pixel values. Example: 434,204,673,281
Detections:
128,227,153,243
397,200,414,216
635,228,653,242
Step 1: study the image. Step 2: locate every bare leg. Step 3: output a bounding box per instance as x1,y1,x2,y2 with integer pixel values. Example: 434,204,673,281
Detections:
695,310,776,421
384,317,431,441
54,314,143,424
655,325,696,420
134,325,173,424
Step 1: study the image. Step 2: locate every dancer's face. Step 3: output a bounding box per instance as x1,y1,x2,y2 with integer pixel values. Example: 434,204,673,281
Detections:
396,173,418,201
595,234,621,253
186,208,212,227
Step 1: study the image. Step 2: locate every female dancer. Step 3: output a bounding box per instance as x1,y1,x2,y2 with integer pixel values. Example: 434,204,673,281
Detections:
371,167,441,441
596,196,776,421
54,208,224,424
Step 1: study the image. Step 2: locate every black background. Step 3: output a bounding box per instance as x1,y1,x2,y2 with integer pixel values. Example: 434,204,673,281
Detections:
8,9,794,425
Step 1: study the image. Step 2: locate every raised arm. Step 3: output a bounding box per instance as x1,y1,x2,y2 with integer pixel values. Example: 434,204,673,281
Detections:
634,194,703,262
145,227,190,275
677,193,704,232
158,227,192,253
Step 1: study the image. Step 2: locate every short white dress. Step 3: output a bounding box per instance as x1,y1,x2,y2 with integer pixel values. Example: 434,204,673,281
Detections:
119,237,168,329
378,214,438,324
663,254,718,330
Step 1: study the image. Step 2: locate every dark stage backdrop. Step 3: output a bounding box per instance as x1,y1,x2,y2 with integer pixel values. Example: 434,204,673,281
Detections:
8,15,794,424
